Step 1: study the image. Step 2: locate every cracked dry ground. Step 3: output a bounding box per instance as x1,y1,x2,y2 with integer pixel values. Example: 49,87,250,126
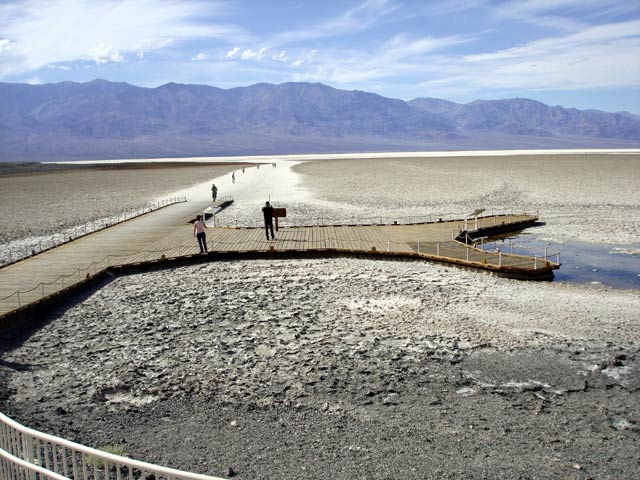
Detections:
1,258,639,479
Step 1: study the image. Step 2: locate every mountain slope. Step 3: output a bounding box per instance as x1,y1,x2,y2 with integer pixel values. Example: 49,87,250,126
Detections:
409,97,640,140
1,80,638,161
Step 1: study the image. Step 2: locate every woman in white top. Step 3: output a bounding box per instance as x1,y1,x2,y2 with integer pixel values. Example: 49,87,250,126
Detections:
193,215,208,253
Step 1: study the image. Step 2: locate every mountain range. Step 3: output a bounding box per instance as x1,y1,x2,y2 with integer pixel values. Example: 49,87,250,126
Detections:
1,79,639,161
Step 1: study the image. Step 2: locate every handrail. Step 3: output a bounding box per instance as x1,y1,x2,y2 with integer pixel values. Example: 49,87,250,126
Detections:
0,196,187,267
0,413,227,480
0,447,69,480
212,210,537,229
0,213,556,310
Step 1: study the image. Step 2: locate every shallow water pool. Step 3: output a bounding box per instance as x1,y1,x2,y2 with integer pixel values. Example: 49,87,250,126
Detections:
480,233,640,289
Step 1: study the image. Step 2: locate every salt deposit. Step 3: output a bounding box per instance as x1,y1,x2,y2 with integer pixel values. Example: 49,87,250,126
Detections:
1,151,639,479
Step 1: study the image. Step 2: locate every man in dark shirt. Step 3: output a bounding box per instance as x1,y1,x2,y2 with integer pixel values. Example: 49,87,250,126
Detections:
262,201,275,240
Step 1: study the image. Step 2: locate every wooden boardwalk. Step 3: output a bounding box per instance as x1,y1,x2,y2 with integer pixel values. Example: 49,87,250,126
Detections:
0,202,558,319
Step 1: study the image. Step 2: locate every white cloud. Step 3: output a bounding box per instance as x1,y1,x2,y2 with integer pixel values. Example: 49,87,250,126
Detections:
192,52,208,61
0,0,249,77
291,49,317,67
0,38,14,53
26,76,42,84
225,47,241,59
271,50,289,62
381,34,472,60
492,0,637,31
46,64,71,70
225,46,270,61
417,20,640,97
88,44,124,64
270,0,400,45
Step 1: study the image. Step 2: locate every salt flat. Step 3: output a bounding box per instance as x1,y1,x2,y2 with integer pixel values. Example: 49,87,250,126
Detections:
1,151,639,479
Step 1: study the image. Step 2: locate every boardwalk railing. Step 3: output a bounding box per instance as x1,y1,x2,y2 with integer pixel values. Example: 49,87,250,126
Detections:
0,197,187,268
213,209,538,229
0,235,560,312
0,413,226,480
477,238,561,265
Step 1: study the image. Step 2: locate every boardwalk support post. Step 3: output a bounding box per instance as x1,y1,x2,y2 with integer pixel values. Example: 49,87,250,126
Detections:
417,241,420,254
534,256,538,269
499,251,502,267
437,243,440,256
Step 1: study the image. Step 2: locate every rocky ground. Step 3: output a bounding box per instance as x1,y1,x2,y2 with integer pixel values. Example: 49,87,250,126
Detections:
1,258,639,479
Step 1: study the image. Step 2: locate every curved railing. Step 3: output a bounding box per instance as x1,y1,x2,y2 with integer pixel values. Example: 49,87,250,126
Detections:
0,413,226,480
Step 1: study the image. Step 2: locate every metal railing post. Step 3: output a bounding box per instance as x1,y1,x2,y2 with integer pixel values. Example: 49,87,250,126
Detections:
437,243,440,256
417,240,420,254
534,256,538,269
499,251,502,267
466,246,469,261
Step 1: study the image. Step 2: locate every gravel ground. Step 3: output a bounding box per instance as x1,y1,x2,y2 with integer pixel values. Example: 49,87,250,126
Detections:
2,258,639,479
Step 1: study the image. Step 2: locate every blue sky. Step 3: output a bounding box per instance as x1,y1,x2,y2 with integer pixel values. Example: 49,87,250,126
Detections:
1,0,639,113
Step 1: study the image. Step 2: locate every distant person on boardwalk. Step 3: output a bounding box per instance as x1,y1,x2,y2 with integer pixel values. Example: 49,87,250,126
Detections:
262,201,275,240
211,183,218,201
232,172,236,183
193,215,208,253
242,167,245,174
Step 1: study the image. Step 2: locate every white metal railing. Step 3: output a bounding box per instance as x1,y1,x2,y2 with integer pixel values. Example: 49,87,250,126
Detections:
0,413,226,480
477,238,561,266
0,197,187,267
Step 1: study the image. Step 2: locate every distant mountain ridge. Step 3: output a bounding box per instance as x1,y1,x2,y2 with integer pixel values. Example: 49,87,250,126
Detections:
1,79,638,161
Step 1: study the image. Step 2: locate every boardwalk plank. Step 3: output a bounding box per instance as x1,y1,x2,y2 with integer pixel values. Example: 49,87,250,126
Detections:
0,212,555,317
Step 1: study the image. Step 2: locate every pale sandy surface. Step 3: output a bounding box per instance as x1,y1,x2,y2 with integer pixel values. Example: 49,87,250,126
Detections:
0,164,237,261
292,154,640,244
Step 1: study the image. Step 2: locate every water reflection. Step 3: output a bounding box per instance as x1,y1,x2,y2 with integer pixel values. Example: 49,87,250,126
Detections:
480,233,639,289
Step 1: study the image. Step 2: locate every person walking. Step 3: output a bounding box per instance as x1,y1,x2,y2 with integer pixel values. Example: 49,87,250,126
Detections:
211,183,218,201
262,201,275,240
231,171,235,183
193,215,208,253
